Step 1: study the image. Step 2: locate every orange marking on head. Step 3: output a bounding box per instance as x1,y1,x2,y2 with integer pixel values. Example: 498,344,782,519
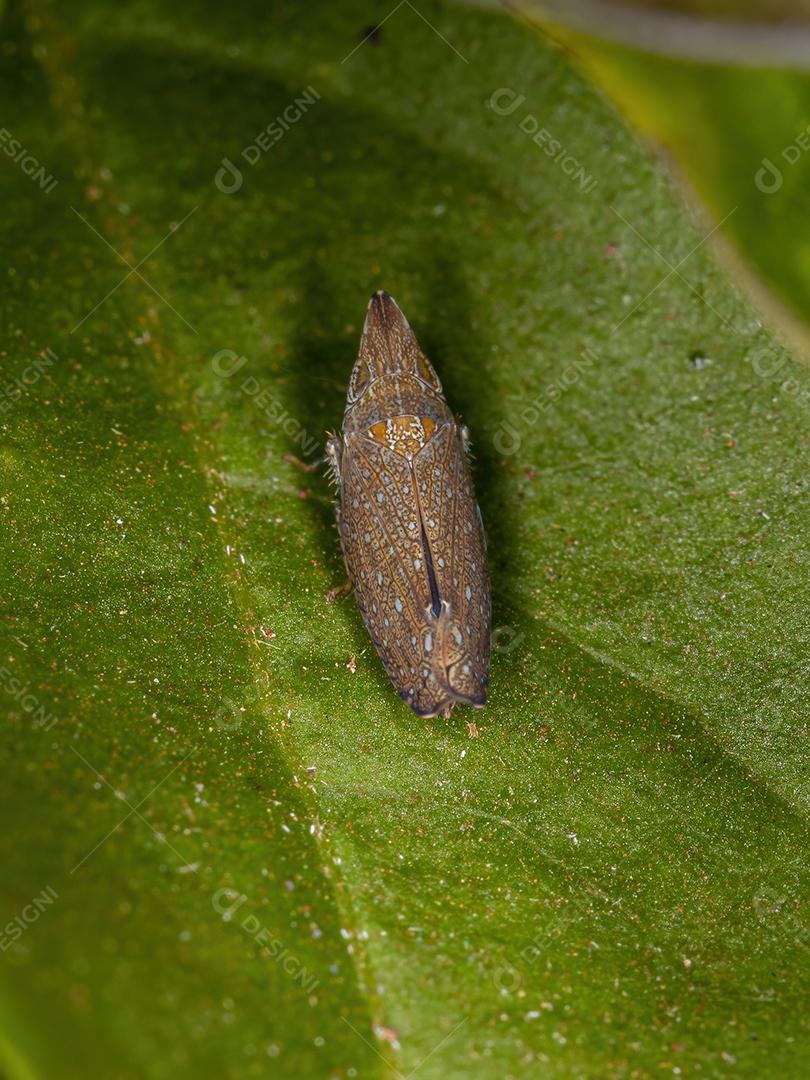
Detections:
365,415,439,457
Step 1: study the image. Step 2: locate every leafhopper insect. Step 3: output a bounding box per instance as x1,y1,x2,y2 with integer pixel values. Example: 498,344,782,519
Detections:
327,292,491,717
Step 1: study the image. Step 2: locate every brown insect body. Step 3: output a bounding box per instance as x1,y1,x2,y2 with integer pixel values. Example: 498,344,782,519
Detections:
327,292,490,717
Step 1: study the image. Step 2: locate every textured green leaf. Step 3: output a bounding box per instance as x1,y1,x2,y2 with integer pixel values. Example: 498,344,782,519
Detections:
519,0,810,347
1,1,808,1077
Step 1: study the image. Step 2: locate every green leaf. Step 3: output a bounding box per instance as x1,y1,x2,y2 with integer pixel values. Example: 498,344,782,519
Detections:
1,1,808,1077
518,0,810,351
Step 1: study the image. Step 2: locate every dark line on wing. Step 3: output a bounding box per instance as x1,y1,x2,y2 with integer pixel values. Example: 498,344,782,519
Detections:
420,520,442,618
410,459,442,618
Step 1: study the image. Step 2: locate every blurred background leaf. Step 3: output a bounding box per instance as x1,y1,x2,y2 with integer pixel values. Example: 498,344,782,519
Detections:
500,0,810,350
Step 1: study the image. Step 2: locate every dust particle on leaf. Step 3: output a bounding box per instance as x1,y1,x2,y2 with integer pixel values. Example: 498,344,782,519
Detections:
360,24,383,46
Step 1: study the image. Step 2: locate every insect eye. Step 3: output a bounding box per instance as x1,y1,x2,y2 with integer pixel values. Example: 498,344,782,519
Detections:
349,358,371,399
417,353,442,391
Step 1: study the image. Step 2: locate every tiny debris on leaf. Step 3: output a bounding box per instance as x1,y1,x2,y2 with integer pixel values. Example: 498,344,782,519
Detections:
689,350,712,369
374,1024,400,1048
360,24,383,46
